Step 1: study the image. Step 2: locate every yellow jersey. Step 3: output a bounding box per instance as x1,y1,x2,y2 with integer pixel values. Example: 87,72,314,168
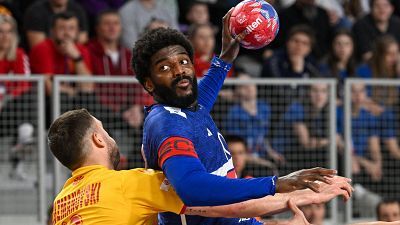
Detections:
52,165,184,225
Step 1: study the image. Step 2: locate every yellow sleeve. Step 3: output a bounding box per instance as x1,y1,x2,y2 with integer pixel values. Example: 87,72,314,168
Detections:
122,169,185,215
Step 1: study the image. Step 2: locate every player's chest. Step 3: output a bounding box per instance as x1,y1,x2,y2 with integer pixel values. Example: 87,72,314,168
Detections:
189,114,232,170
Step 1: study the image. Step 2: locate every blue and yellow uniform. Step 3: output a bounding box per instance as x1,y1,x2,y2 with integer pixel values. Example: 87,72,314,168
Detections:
143,57,277,225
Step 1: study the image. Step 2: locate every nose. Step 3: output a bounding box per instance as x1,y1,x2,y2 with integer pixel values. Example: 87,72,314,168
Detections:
172,63,186,78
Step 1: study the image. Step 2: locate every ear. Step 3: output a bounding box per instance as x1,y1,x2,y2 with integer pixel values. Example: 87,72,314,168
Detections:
92,132,106,148
144,77,155,93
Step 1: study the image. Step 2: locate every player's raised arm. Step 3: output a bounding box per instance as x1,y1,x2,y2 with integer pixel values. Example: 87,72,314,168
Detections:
197,8,245,112
184,176,352,218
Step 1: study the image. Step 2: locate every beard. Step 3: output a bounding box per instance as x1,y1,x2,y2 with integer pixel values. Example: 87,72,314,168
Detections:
107,139,120,170
153,74,198,108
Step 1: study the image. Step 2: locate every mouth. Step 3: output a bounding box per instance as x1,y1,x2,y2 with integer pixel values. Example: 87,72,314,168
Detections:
176,79,191,88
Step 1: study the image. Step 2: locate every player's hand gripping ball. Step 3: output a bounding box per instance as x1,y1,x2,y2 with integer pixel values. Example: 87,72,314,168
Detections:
229,0,279,49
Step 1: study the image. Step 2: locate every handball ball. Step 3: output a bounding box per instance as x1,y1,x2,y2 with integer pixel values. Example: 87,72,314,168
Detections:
229,0,279,49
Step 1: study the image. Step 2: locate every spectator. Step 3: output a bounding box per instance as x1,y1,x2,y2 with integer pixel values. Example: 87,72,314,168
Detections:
87,10,151,168
352,0,400,62
24,0,89,48
225,135,249,178
119,0,178,48
188,23,232,77
357,35,400,107
343,0,370,24
75,0,125,37
225,72,284,164
319,29,357,103
30,12,92,95
0,2,23,37
377,199,400,222
0,15,30,98
275,0,333,58
0,15,34,180
338,84,382,182
273,84,330,172
261,25,320,78
142,18,169,36
225,134,277,179
30,12,94,128
300,203,326,225
87,9,146,112
179,1,210,34
317,0,352,29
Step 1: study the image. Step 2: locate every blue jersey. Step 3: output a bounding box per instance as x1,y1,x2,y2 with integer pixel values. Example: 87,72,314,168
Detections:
337,107,379,156
142,57,268,225
225,101,271,157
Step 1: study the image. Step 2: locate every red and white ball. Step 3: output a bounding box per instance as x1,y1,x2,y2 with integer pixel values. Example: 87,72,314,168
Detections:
229,0,279,49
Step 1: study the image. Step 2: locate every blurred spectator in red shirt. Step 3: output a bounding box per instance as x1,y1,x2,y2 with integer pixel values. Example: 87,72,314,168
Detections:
188,23,232,77
0,15,34,180
24,0,89,48
0,15,30,99
87,9,152,113
30,12,93,96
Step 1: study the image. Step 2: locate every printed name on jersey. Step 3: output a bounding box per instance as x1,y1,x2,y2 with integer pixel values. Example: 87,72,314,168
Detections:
163,106,187,118
158,137,198,167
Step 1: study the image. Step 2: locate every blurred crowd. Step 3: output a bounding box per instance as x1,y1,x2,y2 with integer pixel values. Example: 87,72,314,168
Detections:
1,0,400,217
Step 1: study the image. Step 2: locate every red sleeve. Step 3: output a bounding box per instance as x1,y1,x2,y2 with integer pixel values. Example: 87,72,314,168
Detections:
158,136,198,168
6,49,31,97
13,49,30,75
29,42,54,75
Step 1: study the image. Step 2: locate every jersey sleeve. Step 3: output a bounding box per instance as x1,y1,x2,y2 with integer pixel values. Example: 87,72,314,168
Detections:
163,156,277,206
122,169,185,214
197,56,232,113
379,109,397,139
143,108,196,169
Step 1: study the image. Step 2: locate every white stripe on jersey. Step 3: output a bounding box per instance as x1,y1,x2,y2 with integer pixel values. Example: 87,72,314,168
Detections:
210,158,234,177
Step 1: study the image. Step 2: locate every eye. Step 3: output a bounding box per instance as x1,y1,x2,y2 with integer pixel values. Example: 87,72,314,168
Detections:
181,59,189,65
160,65,170,72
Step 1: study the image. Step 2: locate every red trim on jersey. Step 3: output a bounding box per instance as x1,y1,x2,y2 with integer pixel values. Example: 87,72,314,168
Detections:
179,205,187,215
227,169,237,179
158,137,198,167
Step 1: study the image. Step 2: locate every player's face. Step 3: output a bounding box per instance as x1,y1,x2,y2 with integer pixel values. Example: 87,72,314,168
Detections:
333,34,353,62
52,18,79,43
310,84,328,110
379,203,400,222
148,45,198,108
0,22,13,51
97,14,122,43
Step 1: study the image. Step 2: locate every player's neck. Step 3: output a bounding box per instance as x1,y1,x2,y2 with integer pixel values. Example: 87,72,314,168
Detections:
80,156,114,170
